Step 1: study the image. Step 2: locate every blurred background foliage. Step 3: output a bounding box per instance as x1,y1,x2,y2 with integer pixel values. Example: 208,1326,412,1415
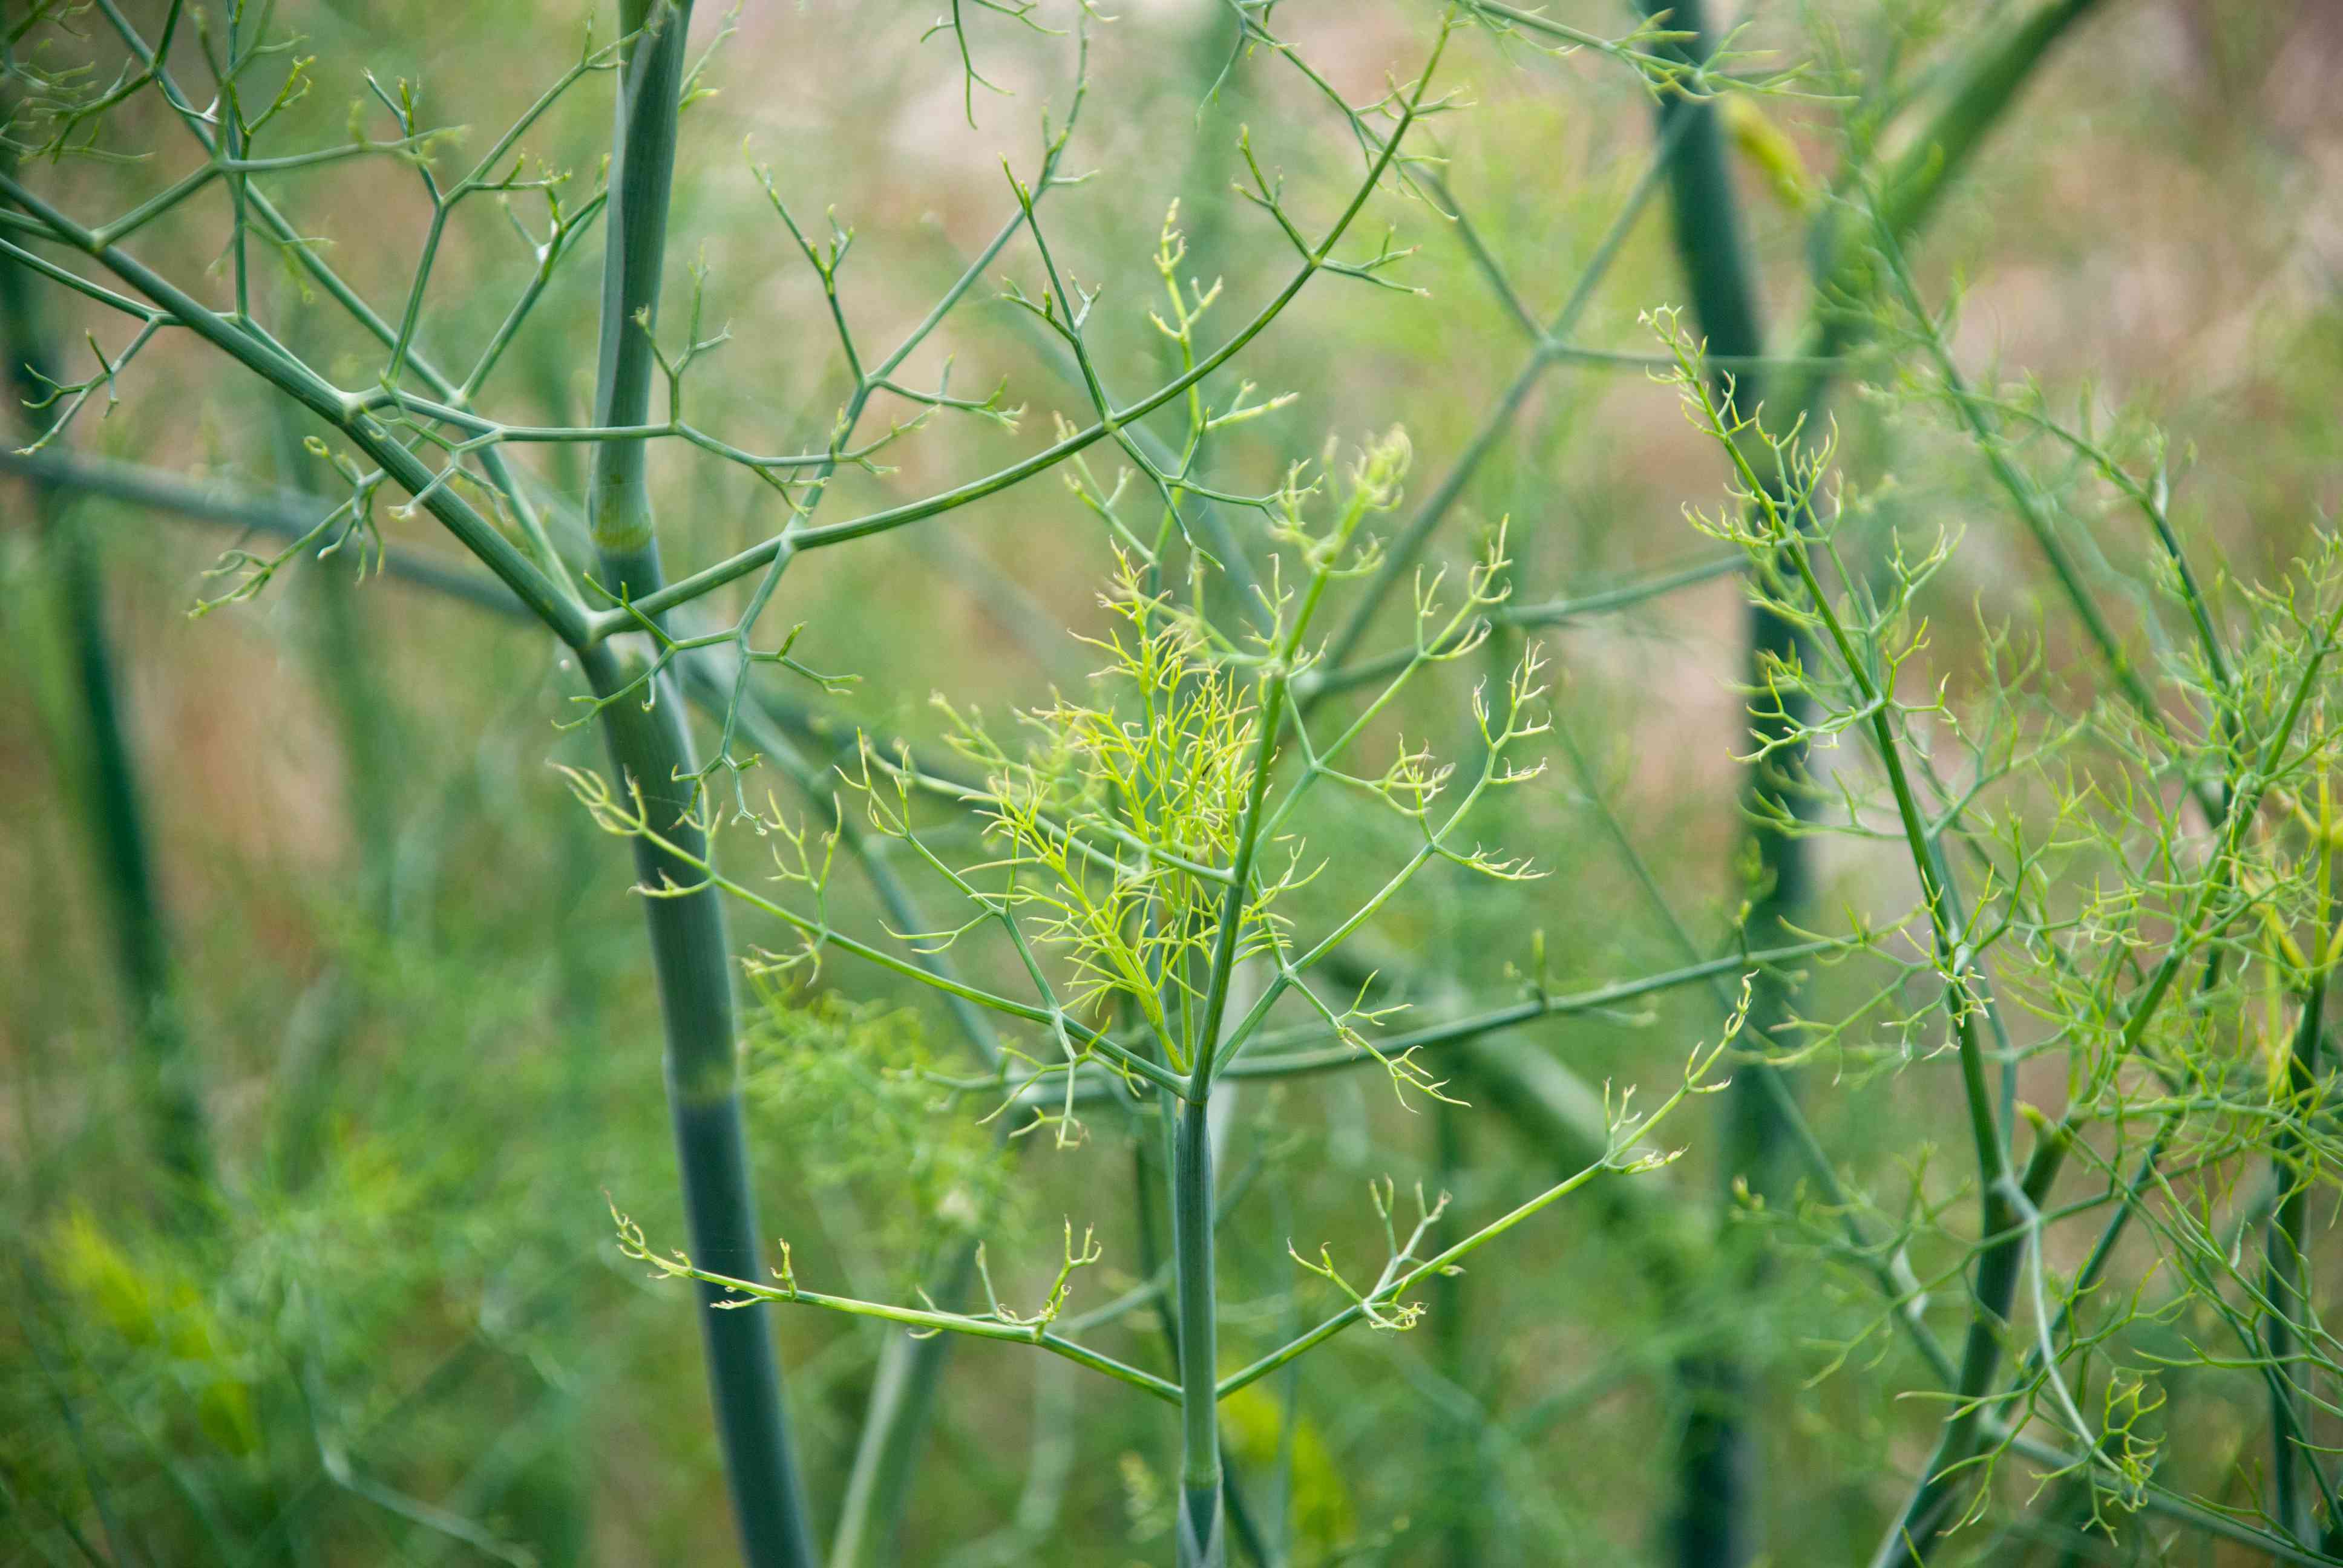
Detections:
5,1,2343,1564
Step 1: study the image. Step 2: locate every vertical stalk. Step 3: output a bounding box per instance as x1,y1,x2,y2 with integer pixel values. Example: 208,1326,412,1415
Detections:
1172,1094,1225,1567
584,5,816,1563
828,1244,975,1568
1639,7,2111,1559
584,642,816,1567
1637,5,1787,1563
1139,1103,1271,1568
1176,565,1323,1567
2266,968,2328,1543
592,0,693,602
1728,413,2074,1568
0,209,210,1202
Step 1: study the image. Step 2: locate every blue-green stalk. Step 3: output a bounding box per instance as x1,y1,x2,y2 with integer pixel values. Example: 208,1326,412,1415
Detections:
1634,5,1788,1561
580,631,819,1568
0,218,210,1203
1172,925,1233,1566
591,1,692,601
2266,964,2331,1543
826,1246,975,1568
1170,1091,1224,1568
583,5,816,1564
1703,333,2333,1567
1641,5,2114,1550
1671,325,2061,1568
1170,489,1366,1565
1711,402,2062,1568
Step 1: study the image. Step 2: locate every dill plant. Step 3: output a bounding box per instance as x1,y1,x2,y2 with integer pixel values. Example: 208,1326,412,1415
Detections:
15,2,2343,1567
1650,292,2343,1566
585,435,1732,1568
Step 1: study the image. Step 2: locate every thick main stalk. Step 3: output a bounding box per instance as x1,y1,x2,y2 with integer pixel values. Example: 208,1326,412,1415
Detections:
0,222,210,1202
1636,4,1789,1561
1172,1096,1224,1567
584,645,817,1567
585,6,816,1564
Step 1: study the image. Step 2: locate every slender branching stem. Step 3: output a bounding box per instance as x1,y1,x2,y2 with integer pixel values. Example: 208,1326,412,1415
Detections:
1316,109,1686,676
0,169,592,643
13,11,2297,1566
580,27,1453,638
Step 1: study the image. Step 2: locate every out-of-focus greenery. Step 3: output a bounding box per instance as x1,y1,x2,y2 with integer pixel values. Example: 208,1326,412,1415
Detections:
6,2,2343,1566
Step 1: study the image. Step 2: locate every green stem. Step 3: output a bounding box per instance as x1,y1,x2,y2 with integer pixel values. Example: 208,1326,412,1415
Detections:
702,663,994,1568
1164,410,1397,1561
592,0,690,591
1172,1094,1224,1567
587,41,1448,638
1687,7,2111,1557
1162,442,1362,1567
582,6,817,1564
0,208,209,1202
585,643,818,1567
0,170,592,645
1725,416,2061,1568
1869,223,2178,769
1636,5,1782,1558
828,1245,977,1568
1870,1132,2069,1568
2266,973,2328,1544
1680,333,2088,1566
1316,104,1683,677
